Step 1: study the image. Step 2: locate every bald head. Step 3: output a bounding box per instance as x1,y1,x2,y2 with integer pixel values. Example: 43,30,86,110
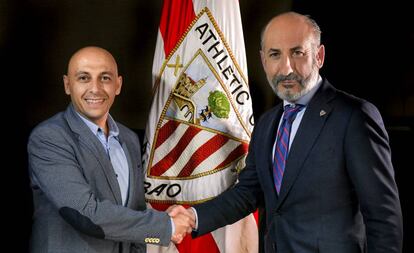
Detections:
63,46,122,130
259,11,325,102
67,46,119,76
261,12,321,50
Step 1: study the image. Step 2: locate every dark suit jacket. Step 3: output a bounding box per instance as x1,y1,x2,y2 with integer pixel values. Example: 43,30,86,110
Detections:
28,104,171,253
193,79,403,253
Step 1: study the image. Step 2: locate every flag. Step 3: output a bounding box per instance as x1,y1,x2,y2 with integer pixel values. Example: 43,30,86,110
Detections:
143,0,257,252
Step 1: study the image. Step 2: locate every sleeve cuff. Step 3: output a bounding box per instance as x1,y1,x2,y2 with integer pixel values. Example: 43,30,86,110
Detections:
190,207,199,231
170,217,175,235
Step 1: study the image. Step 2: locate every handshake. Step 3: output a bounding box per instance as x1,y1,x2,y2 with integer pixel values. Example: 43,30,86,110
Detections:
167,205,196,244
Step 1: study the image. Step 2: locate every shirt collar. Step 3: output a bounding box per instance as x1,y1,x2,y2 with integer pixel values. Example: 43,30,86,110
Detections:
283,75,322,108
76,112,119,138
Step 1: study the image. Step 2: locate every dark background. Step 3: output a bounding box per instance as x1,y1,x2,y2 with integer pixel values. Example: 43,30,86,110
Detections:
1,0,412,252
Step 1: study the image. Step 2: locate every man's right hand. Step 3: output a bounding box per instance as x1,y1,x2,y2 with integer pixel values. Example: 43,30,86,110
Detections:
167,205,196,244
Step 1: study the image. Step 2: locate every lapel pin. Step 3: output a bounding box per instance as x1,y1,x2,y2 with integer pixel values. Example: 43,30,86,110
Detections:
320,110,326,117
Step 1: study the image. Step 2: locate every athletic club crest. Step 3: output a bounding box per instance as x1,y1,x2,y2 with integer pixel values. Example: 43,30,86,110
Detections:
144,8,254,204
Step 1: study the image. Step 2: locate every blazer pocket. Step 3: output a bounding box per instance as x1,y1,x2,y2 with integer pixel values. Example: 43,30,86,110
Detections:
318,238,365,253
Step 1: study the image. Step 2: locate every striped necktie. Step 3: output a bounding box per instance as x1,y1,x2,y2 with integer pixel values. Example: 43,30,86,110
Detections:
273,104,304,193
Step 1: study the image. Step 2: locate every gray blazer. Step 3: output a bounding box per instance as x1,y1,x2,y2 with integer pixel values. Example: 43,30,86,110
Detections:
28,104,171,253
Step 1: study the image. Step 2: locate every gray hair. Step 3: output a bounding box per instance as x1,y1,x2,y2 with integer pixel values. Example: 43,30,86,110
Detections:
260,12,322,49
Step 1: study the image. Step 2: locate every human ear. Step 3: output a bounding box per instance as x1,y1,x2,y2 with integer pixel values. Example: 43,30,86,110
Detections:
63,75,71,95
316,45,325,68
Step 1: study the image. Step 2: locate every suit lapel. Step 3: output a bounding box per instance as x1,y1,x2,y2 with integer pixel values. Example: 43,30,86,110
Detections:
276,81,336,208
64,104,123,205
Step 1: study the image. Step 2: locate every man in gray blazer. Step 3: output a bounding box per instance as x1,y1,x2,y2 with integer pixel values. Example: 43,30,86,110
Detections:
27,46,194,253
170,12,403,253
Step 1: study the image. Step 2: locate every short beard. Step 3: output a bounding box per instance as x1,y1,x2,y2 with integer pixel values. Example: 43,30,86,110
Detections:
269,63,319,102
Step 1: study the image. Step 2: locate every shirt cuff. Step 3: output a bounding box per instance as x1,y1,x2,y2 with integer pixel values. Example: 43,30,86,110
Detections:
190,207,199,231
170,217,175,235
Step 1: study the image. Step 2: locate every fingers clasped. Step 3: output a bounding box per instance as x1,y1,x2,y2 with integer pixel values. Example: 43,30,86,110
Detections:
167,205,196,244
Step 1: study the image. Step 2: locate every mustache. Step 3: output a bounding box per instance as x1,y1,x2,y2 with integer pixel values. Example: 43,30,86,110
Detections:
272,73,302,85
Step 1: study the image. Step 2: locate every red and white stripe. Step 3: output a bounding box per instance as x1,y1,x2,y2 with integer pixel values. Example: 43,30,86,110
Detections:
144,0,258,252
150,119,248,178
